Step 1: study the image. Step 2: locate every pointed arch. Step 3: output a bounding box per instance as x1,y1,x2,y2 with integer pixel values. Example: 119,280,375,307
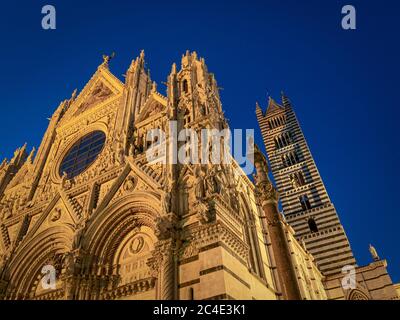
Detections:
4,225,74,299
347,289,370,300
83,191,161,265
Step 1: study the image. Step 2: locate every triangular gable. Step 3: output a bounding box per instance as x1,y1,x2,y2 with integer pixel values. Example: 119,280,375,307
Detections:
23,193,79,243
136,92,167,123
265,97,284,116
60,67,124,124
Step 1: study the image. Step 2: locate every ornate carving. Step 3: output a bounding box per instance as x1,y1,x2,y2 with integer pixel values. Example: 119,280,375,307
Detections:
129,236,145,254
154,213,176,240
194,167,206,200
61,172,73,190
195,199,216,224
74,82,113,117
348,289,369,300
254,180,279,206
49,207,62,222
72,221,87,250
123,176,136,192
159,183,172,215
205,166,219,196
180,241,199,260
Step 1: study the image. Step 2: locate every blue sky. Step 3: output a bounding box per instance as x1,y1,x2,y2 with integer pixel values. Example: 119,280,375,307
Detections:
0,0,399,282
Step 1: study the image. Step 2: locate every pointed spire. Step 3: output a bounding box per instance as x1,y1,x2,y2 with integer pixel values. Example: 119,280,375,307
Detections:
0,158,7,170
21,143,27,153
281,91,291,108
71,88,78,101
151,81,157,93
138,49,145,68
255,101,265,118
27,147,36,164
171,63,177,74
128,58,137,72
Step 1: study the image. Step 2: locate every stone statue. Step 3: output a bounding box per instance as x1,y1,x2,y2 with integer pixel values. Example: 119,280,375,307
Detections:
205,166,219,195
160,184,172,214
72,222,86,250
117,142,125,165
3,202,12,220
62,252,75,275
369,244,380,261
101,52,115,67
194,167,206,200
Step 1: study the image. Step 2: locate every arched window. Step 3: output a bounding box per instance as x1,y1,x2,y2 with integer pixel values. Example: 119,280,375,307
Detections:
300,194,311,211
282,155,287,167
297,171,306,185
182,79,189,93
307,217,318,233
348,289,369,300
274,137,279,149
294,152,300,163
290,152,296,165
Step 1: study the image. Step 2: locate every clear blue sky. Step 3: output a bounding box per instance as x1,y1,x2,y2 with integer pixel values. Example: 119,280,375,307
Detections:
0,0,399,282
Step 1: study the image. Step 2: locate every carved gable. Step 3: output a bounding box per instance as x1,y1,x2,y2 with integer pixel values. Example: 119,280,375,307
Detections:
60,67,124,124
73,81,113,117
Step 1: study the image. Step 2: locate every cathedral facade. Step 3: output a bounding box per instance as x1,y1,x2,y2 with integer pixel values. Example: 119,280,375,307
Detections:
0,51,397,300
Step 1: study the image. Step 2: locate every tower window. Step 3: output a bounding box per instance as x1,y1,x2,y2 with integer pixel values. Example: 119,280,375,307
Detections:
299,194,311,211
308,218,318,233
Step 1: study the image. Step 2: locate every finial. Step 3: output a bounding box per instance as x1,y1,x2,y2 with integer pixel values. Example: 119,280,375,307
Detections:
140,49,145,60
369,244,380,261
71,89,77,100
151,81,157,93
27,147,36,163
171,63,177,74
101,52,115,68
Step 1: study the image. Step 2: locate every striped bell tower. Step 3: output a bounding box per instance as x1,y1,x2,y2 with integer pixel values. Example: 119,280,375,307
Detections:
256,93,356,276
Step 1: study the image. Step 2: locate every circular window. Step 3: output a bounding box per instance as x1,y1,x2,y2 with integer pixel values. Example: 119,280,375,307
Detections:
59,131,106,179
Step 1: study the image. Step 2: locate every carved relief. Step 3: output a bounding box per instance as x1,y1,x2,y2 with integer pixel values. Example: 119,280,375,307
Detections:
74,82,113,117
49,207,62,222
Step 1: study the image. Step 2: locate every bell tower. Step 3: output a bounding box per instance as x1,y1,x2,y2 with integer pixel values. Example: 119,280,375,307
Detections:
256,93,356,275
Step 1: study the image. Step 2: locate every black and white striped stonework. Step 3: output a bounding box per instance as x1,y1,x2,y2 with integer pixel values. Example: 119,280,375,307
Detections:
256,96,356,276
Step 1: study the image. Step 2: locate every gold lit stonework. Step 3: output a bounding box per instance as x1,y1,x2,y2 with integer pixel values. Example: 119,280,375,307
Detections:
0,51,398,300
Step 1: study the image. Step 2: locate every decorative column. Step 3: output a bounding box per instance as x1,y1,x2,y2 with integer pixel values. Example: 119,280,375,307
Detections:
148,238,176,300
250,144,302,300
